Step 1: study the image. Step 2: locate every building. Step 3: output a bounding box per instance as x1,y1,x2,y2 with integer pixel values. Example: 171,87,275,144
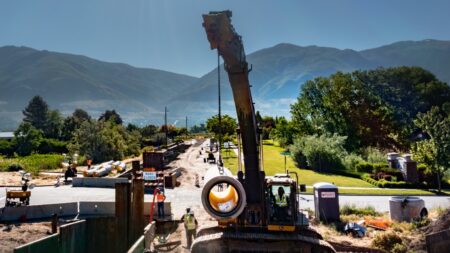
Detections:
0,132,14,141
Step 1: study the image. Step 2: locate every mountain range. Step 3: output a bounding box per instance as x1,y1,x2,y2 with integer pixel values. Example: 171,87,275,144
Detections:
1,39,450,130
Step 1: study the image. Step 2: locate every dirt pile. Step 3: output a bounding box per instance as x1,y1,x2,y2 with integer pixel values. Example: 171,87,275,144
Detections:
422,208,450,234
0,222,52,253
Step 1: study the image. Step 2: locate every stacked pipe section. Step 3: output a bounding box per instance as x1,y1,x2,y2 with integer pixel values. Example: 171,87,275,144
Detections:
83,160,126,177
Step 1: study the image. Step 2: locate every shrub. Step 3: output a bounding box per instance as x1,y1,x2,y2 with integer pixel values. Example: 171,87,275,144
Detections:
361,174,416,188
342,153,364,172
355,162,374,173
340,204,379,216
290,134,347,173
417,164,440,187
0,140,15,156
7,164,24,172
372,163,389,173
38,138,68,154
371,232,404,252
0,154,64,175
289,144,308,169
365,147,386,164
391,243,407,253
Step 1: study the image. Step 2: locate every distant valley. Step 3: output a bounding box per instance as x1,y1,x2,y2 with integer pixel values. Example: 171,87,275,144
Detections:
1,39,450,130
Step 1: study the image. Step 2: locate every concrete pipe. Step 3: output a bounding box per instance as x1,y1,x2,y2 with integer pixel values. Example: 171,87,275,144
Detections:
201,166,246,220
116,162,126,172
84,165,100,177
93,165,112,177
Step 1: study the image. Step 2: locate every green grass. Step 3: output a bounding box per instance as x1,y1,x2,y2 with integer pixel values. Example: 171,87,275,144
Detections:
0,154,64,175
338,188,450,195
298,188,449,195
221,144,450,196
221,144,374,187
340,204,379,216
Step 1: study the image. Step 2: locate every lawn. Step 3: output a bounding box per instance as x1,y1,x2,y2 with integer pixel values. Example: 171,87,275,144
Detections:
221,144,450,196
221,144,375,188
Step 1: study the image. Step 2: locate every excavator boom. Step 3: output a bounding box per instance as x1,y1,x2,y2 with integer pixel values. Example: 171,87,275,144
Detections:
194,11,336,253
203,10,262,204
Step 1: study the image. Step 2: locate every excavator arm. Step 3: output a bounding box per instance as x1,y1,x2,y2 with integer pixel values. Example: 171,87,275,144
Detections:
202,11,263,204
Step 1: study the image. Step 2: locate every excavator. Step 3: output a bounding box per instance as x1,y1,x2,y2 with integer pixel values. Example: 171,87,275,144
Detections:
192,11,336,253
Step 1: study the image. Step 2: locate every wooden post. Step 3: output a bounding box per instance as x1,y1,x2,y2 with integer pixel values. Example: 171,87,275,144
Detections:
129,161,144,247
132,160,140,175
115,182,131,253
131,178,145,244
51,213,58,234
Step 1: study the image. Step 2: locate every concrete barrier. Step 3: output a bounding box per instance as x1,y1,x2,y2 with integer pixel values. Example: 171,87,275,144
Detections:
0,202,78,222
79,201,115,216
72,177,128,188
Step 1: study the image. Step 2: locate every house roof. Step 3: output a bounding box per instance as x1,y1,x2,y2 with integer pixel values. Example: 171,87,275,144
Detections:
0,132,14,138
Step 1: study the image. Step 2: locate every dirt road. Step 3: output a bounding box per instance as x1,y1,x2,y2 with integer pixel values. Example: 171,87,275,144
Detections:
158,139,218,252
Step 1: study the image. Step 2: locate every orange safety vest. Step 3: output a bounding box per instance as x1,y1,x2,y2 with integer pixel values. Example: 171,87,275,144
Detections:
157,194,165,202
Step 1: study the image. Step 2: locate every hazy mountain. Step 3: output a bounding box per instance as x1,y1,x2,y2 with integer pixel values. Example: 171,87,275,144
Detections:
361,39,450,83
0,46,198,130
169,39,450,120
1,39,450,130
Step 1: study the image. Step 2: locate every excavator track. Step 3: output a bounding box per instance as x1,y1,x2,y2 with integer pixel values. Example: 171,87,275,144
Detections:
191,229,336,253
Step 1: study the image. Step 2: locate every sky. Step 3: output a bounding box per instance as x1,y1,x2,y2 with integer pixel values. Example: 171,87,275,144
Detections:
1,0,450,77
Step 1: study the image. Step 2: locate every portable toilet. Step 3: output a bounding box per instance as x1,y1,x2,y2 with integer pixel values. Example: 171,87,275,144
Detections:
313,182,340,223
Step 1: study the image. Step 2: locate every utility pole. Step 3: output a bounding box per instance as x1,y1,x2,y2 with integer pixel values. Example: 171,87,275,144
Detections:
164,107,168,146
185,116,188,140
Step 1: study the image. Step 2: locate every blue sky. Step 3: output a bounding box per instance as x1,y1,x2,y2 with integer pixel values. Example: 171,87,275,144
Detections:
1,0,450,77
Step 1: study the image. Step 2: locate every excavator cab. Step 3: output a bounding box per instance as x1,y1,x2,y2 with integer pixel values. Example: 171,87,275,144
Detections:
265,174,299,232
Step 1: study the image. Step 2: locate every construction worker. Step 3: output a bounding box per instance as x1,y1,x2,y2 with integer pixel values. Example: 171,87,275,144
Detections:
274,186,289,221
181,207,198,249
157,190,166,218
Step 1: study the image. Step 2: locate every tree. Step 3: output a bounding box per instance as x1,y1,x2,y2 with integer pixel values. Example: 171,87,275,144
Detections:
190,124,207,133
99,110,123,125
22,96,49,131
206,115,237,140
45,110,63,139
62,109,91,141
126,123,140,132
255,111,263,127
290,134,347,173
72,109,91,122
290,67,450,151
69,120,140,163
269,117,297,147
14,122,44,156
412,106,450,192
140,124,158,138
262,116,276,139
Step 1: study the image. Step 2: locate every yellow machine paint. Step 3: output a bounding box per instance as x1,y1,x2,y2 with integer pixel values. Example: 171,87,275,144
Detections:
209,185,239,213
267,225,296,232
